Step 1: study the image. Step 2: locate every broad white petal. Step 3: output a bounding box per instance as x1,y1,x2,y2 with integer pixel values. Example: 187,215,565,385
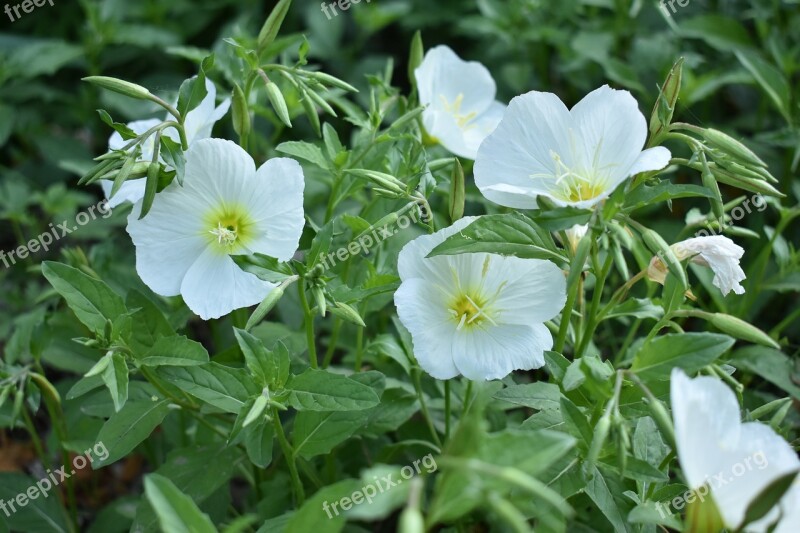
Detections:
181,246,276,320
674,236,746,296
182,78,219,144
182,138,257,206
671,369,742,490
394,278,460,379
461,100,506,160
627,146,672,176
415,45,496,115
397,216,478,284
423,108,476,159
126,184,211,297
102,178,147,208
474,91,574,208
242,157,305,261
451,322,551,381
772,482,800,533
569,85,647,188
711,422,800,530
488,256,567,325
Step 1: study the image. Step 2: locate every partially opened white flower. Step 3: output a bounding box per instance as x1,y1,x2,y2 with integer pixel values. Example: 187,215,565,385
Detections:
102,78,231,207
415,45,505,160
671,369,799,531
127,138,304,320
647,235,746,295
393,217,566,381
474,85,671,209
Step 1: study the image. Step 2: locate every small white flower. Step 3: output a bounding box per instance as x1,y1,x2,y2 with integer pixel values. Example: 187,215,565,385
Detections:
564,224,588,252
647,235,746,295
474,85,671,209
414,45,505,160
127,139,304,320
671,369,799,531
393,217,567,381
101,78,231,207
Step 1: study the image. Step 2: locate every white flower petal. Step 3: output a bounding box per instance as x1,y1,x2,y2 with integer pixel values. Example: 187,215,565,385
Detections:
394,278,460,380
415,45,496,116
451,322,552,380
474,91,574,208
460,100,506,159
772,482,800,533
671,369,742,490
711,422,799,529
673,236,746,296
243,157,305,261
102,118,163,206
180,246,276,320
422,109,475,159
182,138,257,206
486,255,566,325
627,146,672,176
397,216,478,284
126,183,211,297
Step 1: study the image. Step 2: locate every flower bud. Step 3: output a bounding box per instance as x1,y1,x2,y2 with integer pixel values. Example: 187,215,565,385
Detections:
265,81,292,127
83,76,152,100
709,313,779,349
703,128,766,168
329,302,366,327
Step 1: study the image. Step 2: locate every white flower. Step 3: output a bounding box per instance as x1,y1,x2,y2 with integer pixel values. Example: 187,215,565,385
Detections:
647,235,746,295
414,45,505,160
564,224,588,252
474,85,672,209
101,78,231,207
126,139,304,320
671,369,799,531
393,217,566,381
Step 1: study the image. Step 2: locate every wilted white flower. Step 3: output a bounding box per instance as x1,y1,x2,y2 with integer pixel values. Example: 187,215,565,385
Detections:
101,78,231,207
414,45,505,160
671,369,799,531
393,217,566,381
564,224,588,252
474,85,671,209
647,235,746,295
127,139,304,320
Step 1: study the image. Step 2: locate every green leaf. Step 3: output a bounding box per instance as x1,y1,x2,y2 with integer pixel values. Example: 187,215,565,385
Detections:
678,15,752,51
735,50,792,122
233,328,289,388
729,346,800,401
138,336,210,368
127,290,175,352
493,382,563,411
631,333,734,381
42,262,127,334
740,470,798,528
157,364,259,413
102,352,129,412
624,183,712,212
159,136,186,185
285,480,361,533
286,369,381,411
94,399,172,468
144,474,217,533
584,464,635,533
293,410,369,458
0,473,69,533
244,417,274,468
276,141,329,169
176,58,212,118
428,213,566,262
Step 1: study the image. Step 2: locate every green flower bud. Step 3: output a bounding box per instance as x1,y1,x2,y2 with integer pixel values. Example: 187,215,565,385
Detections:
83,76,152,100
265,81,292,127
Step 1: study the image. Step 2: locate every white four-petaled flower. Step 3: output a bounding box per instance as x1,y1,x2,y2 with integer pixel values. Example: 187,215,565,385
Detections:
393,217,567,381
671,369,799,531
648,235,746,296
475,85,671,209
102,78,231,207
415,45,506,160
127,138,304,320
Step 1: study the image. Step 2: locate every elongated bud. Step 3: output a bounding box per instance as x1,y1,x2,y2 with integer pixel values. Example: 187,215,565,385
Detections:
399,478,425,533
449,158,465,223
329,302,366,327
648,57,683,143
246,283,288,331
346,169,406,194
703,128,766,168
243,394,269,427
232,83,251,140
709,313,779,349
587,414,612,465
139,160,161,219
85,353,112,377
712,165,785,197
83,76,152,100
306,71,358,93
257,0,292,52
408,31,424,88
645,397,675,448
311,285,326,317
265,81,292,127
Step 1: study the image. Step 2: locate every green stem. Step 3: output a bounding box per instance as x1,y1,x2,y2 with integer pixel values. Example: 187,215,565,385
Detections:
413,369,442,449
444,380,451,442
575,251,614,358
297,281,318,369
273,407,305,505
322,318,342,368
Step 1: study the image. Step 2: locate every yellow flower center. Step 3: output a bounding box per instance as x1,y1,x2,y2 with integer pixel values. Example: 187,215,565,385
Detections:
440,93,478,130
449,292,495,331
204,204,254,253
